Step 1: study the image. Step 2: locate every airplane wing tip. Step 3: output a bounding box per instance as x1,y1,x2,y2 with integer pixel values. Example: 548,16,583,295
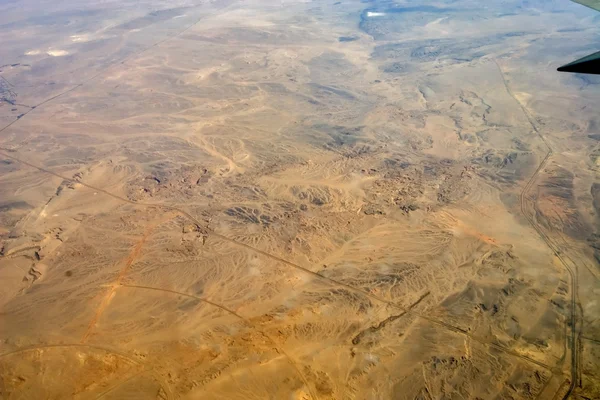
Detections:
558,1,600,74
558,50,600,75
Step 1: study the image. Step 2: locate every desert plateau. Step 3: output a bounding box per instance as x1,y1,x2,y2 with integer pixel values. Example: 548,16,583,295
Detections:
1,0,600,399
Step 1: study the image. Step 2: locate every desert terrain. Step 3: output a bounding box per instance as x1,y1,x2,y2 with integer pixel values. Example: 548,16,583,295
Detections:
0,0,599,398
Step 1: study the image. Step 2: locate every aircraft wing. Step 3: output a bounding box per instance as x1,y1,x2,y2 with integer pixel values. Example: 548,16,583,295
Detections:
557,0,600,74
569,0,600,12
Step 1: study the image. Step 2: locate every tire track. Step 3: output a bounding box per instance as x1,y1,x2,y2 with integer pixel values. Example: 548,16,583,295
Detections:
352,291,430,345
94,369,148,399
80,219,164,344
581,336,600,345
120,283,318,400
495,59,580,399
0,147,561,374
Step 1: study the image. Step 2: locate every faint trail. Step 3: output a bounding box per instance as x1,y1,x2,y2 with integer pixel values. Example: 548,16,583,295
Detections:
0,147,564,374
352,292,430,345
94,369,147,399
0,3,227,136
0,146,388,304
120,283,318,400
536,374,552,400
121,284,246,320
193,136,241,175
581,336,600,345
0,84,83,135
0,342,139,361
495,59,580,398
417,313,557,372
0,74,14,87
80,220,164,344
552,219,599,282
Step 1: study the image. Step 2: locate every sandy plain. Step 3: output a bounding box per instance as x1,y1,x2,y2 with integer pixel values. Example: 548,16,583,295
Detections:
1,0,599,398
